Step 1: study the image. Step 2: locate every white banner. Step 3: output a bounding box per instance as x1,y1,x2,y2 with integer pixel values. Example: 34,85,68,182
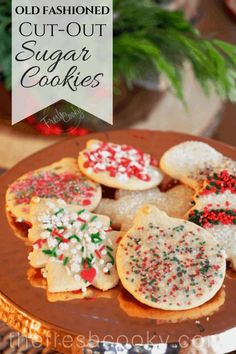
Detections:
12,0,113,125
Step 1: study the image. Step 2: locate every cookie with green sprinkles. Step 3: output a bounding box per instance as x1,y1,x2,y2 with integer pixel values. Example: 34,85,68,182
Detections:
188,170,236,270
6,157,102,223
78,140,163,190
118,286,226,322
116,205,226,310
28,198,122,293
160,141,236,190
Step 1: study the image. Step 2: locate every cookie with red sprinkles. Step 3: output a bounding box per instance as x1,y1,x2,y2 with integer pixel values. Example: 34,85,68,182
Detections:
116,205,226,310
160,141,236,190
28,198,122,293
188,170,236,270
78,140,163,190
6,158,102,223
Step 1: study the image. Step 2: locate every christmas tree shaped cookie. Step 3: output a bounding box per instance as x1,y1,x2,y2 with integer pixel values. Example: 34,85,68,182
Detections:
29,198,121,293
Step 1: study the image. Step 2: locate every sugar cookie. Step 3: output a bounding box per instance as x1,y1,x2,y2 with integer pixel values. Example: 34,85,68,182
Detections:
118,287,225,322
95,185,193,231
188,170,236,270
78,140,163,190
29,199,122,293
6,158,101,223
116,205,226,310
160,141,236,190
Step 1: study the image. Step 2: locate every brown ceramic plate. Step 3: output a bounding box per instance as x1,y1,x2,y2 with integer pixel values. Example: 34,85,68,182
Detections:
0,130,236,354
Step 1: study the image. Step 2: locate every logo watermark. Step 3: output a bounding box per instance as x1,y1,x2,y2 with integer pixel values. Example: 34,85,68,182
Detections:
40,105,85,130
9,330,211,352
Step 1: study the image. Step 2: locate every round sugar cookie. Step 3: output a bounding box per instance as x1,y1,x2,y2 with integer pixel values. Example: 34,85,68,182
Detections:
6,157,102,222
116,205,226,311
118,287,226,322
160,141,225,190
78,140,163,190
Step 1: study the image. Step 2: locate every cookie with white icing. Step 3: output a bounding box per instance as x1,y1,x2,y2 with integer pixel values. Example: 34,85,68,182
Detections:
160,141,236,190
95,185,193,231
78,140,163,190
29,199,122,293
6,158,102,223
188,170,236,270
27,267,117,302
116,205,226,310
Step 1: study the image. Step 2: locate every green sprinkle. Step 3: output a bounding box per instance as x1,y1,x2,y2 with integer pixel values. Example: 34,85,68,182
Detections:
77,209,85,215
80,223,88,231
46,228,52,232
43,249,52,255
43,248,57,257
57,226,65,230
106,245,113,252
51,247,57,257
55,208,64,216
69,234,81,242
107,251,115,264
173,225,184,232
90,216,97,222
91,232,102,244
63,257,69,266
86,256,93,267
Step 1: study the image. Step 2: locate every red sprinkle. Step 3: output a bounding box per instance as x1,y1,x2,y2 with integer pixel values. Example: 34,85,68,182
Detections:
83,142,156,182
10,171,96,207
199,170,236,196
33,239,47,248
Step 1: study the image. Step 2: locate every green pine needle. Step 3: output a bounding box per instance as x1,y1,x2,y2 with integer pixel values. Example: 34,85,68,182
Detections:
0,0,11,90
114,0,236,102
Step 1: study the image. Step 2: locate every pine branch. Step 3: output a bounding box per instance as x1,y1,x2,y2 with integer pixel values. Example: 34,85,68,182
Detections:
114,0,236,102
0,0,11,89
